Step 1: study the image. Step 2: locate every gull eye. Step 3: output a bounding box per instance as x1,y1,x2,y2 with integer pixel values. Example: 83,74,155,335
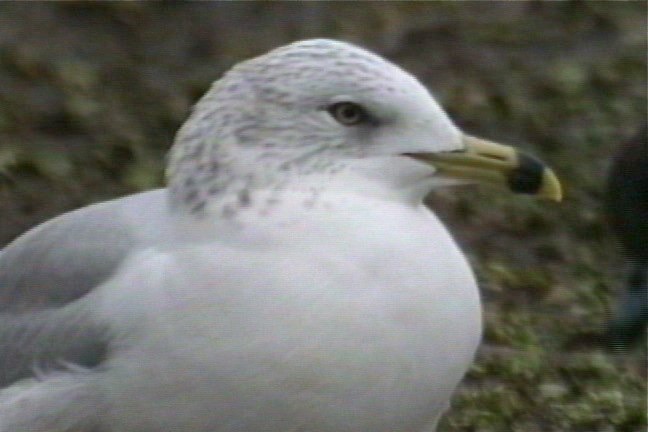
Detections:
327,102,367,126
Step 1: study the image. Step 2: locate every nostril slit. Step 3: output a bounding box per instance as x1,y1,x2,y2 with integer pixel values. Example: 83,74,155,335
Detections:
488,154,508,161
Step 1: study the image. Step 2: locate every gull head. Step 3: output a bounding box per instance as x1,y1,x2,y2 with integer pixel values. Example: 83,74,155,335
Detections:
167,39,561,216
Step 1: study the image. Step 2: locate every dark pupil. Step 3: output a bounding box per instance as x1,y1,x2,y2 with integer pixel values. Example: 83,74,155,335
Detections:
339,105,358,122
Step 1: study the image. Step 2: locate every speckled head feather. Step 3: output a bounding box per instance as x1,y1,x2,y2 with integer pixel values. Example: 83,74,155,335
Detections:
167,39,462,215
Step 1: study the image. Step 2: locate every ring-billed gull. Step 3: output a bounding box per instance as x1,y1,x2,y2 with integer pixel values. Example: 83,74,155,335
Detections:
0,39,561,432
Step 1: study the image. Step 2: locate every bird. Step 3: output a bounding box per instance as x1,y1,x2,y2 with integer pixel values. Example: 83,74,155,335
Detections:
0,39,561,432
605,124,647,348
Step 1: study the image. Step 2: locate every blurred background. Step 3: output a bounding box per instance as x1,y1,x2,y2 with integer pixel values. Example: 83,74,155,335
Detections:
0,2,645,431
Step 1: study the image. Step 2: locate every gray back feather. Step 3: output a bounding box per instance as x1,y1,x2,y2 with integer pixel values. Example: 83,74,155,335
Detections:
0,189,167,312
0,304,109,387
0,189,167,388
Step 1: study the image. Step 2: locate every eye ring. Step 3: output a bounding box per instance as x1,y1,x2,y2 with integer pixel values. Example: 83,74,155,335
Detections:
327,102,367,126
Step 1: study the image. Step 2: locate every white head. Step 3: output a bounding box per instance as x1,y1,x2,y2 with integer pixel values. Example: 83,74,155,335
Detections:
167,39,560,216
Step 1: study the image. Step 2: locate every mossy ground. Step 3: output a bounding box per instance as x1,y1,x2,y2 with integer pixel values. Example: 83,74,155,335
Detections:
0,3,645,431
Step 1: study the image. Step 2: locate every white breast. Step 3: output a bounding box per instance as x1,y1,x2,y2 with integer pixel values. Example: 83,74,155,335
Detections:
94,193,482,432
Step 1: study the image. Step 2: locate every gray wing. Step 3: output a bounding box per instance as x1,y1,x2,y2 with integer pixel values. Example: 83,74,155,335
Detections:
0,188,168,312
0,188,169,386
0,303,108,387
